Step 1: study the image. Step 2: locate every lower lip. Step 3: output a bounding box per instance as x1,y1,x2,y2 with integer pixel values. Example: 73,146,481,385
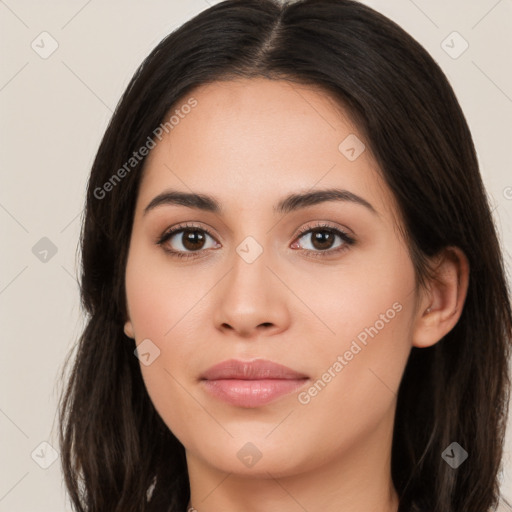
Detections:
201,378,309,408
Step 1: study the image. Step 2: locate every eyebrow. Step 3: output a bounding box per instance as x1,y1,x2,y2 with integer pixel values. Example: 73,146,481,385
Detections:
143,188,378,217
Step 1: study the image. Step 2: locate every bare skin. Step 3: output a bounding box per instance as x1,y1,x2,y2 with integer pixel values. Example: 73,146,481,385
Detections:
123,78,469,512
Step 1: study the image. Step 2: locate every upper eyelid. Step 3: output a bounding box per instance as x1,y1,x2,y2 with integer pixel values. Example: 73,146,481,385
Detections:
295,222,351,236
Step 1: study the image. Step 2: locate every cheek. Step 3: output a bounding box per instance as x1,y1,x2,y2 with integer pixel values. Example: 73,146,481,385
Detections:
124,245,209,427
285,244,415,347
124,243,207,341
294,245,416,417
139,362,199,448
293,297,414,460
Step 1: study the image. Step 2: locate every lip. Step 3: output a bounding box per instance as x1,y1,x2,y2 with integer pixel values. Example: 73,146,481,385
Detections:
199,359,309,408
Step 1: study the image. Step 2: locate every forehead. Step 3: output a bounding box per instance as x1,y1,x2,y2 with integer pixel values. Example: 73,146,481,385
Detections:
165,77,360,162
136,78,398,223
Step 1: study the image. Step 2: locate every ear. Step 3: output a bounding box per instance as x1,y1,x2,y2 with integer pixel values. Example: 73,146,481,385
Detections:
124,319,135,339
412,246,469,348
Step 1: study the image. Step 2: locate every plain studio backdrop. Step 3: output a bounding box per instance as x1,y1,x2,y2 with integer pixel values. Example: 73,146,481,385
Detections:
1,0,511,510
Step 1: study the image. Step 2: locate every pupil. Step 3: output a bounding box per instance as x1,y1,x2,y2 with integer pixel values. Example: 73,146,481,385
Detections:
313,230,333,250
183,230,204,250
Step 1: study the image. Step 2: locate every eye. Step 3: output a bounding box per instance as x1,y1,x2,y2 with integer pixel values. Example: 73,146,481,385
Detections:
156,221,356,260
156,223,219,259
291,222,355,258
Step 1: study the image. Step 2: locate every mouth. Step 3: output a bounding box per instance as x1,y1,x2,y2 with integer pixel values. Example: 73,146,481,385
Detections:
199,358,310,408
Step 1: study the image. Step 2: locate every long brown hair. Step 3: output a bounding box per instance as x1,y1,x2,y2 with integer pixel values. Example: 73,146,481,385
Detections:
57,1,512,510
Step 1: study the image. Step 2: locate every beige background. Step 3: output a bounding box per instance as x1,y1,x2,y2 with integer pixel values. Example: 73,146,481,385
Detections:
1,0,511,510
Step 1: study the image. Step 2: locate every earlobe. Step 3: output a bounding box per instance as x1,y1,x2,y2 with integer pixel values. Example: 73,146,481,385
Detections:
124,320,135,339
412,246,469,348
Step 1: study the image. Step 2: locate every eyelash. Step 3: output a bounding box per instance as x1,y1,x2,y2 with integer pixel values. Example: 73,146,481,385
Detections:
156,221,356,260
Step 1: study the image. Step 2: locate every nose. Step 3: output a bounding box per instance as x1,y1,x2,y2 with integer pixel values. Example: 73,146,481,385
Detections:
212,243,291,339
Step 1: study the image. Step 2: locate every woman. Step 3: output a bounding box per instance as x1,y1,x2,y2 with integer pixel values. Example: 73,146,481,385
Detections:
58,0,512,511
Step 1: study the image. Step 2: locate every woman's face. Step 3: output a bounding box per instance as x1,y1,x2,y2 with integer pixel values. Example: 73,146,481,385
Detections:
124,78,424,478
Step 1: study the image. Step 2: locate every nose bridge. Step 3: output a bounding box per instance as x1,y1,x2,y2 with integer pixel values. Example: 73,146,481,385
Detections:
224,207,273,280
213,229,289,335
227,233,273,304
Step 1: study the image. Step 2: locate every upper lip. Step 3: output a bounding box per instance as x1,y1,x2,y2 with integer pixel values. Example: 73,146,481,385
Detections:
200,359,309,380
